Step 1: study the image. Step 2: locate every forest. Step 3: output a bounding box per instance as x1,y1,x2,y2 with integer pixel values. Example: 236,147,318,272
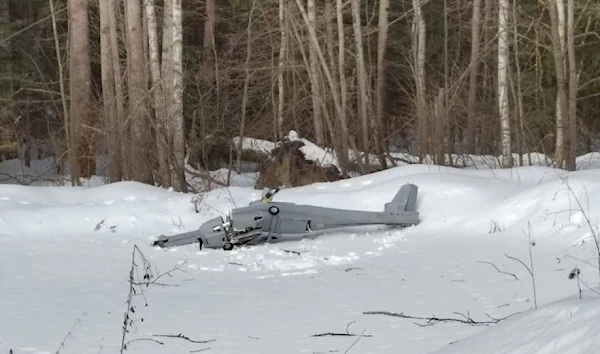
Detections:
0,0,599,192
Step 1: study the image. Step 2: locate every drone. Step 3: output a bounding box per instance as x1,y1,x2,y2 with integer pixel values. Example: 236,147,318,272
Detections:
152,183,419,251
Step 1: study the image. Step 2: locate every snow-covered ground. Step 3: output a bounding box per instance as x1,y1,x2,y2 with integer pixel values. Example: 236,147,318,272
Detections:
2,157,600,353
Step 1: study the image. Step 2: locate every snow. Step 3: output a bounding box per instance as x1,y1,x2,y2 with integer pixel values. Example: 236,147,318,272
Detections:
2,156,600,353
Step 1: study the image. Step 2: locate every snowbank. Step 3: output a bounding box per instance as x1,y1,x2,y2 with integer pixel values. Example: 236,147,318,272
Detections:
2,155,600,354
432,293,600,354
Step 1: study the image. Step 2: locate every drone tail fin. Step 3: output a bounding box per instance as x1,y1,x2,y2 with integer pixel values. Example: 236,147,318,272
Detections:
384,183,419,225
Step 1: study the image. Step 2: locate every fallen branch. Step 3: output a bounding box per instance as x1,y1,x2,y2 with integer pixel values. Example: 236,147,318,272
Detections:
311,321,373,338
152,333,216,344
281,248,307,256
477,261,518,280
363,310,523,327
345,267,364,272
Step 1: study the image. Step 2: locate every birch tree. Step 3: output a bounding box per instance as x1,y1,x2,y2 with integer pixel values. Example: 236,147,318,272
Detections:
549,0,568,169
171,0,186,191
145,0,185,191
497,0,512,168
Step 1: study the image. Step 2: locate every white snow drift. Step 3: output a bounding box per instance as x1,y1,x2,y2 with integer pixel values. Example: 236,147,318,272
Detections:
1,158,600,354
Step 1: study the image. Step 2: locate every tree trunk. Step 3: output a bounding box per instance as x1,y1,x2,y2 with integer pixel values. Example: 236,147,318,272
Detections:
307,0,324,145
512,0,527,166
109,0,125,179
69,0,95,177
277,0,286,138
162,0,173,145
548,0,568,169
467,0,481,154
412,0,427,162
498,0,513,168
126,0,153,183
566,0,576,170
336,0,349,169
352,0,371,162
145,0,170,187
236,0,257,173
100,0,120,182
375,0,389,167
171,0,186,191
49,0,76,181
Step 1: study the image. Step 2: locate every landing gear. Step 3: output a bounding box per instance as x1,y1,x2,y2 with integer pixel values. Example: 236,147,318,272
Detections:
223,242,234,251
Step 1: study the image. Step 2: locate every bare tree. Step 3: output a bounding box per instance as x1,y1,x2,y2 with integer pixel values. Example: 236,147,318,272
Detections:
171,0,186,191
277,0,287,137
467,0,482,154
100,0,121,182
511,0,526,166
126,0,153,183
497,0,512,168
352,0,371,162
566,0,576,170
69,0,95,177
49,0,77,183
109,0,126,179
307,0,324,145
412,0,427,162
337,0,349,167
236,0,257,172
294,0,363,171
145,0,170,186
375,0,389,165
549,0,568,169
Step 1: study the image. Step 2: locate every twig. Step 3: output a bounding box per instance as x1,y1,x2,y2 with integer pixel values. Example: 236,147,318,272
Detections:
477,261,518,280
55,311,86,354
504,254,533,276
123,338,164,349
120,245,186,352
132,260,188,287
311,332,372,338
525,222,537,309
344,329,366,354
190,348,211,353
505,251,537,309
152,333,216,344
363,310,523,327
